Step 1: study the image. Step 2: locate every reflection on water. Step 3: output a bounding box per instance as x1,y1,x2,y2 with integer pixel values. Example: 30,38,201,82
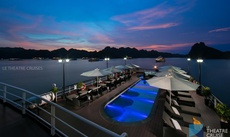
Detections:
0,58,230,106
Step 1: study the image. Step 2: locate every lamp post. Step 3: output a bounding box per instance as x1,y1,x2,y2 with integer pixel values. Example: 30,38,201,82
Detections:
104,57,110,68
124,57,127,65
187,58,191,74
58,59,70,97
197,59,203,93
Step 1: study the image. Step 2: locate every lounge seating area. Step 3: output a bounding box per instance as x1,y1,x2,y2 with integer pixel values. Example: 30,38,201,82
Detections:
65,71,133,107
166,95,201,116
162,90,208,137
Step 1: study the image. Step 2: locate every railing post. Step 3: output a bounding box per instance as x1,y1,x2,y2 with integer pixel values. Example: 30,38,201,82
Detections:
3,86,6,103
22,92,26,114
214,97,217,108
51,105,56,136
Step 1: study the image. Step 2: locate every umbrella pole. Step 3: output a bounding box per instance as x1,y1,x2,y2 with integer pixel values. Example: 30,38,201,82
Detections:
97,76,98,88
97,76,99,92
170,90,171,105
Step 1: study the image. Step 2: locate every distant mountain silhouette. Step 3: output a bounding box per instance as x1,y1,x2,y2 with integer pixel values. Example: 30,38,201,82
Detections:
0,43,229,59
0,46,185,59
188,42,230,59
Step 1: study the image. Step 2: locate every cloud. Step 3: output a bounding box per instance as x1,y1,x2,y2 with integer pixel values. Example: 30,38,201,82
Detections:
127,23,179,31
111,4,175,27
0,9,79,38
209,27,230,33
89,33,114,43
134,42,194,53
111,1,193,31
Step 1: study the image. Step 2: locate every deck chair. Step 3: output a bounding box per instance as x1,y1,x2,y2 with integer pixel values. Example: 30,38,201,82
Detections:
173,91,192,98
162,111,188,137
168,91,195,107
164,101,204,125
166,95,201,116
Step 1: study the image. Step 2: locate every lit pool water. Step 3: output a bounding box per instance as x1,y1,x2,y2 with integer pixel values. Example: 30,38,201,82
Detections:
104,79,158,123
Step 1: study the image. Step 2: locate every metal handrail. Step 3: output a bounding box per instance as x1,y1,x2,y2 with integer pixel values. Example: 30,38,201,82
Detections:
0,82,127,137
209,93,224,108
53,76,109,97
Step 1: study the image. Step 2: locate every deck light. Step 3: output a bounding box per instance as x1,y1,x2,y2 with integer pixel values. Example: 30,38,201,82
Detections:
197,59,203,93
124,57,127,65
104,58,110,68
58,59,70,97
187,58,191,74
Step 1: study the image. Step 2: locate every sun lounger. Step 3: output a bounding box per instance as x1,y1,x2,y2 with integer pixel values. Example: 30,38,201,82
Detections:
168,91,195,107
163,111,206,137
173,91,192,98
176,96,195,107
166,95,201,116
164,101,204,125
162,111,188,137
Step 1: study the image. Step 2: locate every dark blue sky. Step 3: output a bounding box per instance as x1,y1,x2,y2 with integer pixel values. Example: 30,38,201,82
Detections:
0,0,230,54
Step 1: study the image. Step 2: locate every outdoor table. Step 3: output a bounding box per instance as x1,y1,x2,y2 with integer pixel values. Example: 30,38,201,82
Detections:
120,75,125,79
99,83,106,87
110,79,115,82
88,86,100,91
104,81,111,84
66,94,79,101
79,90,88,96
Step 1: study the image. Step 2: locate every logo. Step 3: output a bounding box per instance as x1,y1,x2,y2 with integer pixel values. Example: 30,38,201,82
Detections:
189,124,204,137
206,126,228,137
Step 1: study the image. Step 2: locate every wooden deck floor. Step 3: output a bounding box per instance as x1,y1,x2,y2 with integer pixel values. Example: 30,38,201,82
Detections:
189,90,221,129
0,101,51,137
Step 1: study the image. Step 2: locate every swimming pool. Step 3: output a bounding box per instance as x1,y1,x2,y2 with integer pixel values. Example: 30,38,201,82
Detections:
104,79,158,123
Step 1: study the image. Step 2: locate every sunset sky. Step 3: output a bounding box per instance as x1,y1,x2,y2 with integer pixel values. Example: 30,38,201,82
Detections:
0,0,230,54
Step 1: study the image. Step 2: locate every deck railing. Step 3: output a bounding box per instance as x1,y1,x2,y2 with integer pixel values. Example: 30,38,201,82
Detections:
52,76,109,98
209,93,224,108
0,82,127,137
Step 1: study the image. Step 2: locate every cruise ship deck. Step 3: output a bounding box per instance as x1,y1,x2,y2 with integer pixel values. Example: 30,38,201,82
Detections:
0,74,229,137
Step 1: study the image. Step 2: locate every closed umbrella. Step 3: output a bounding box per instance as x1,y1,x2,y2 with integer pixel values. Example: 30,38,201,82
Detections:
146,75,199,105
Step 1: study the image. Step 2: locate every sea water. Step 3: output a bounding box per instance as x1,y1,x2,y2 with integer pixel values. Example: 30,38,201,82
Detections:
0,58,229,106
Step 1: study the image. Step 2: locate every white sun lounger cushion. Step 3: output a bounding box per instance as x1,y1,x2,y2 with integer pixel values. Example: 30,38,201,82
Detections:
172,99,179,106
171,118,182,130
172,106,180,116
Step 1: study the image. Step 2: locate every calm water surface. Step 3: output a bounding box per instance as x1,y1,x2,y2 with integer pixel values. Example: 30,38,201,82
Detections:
0,58,230,106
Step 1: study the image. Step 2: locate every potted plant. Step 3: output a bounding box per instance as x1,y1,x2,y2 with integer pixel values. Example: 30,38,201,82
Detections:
202,86,211,106
51,86,58,102
215,103,230,128
77,82,83,90
196,85,202,95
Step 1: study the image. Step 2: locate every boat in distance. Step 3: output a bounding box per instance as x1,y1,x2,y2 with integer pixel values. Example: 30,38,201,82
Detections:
155,56,166,62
